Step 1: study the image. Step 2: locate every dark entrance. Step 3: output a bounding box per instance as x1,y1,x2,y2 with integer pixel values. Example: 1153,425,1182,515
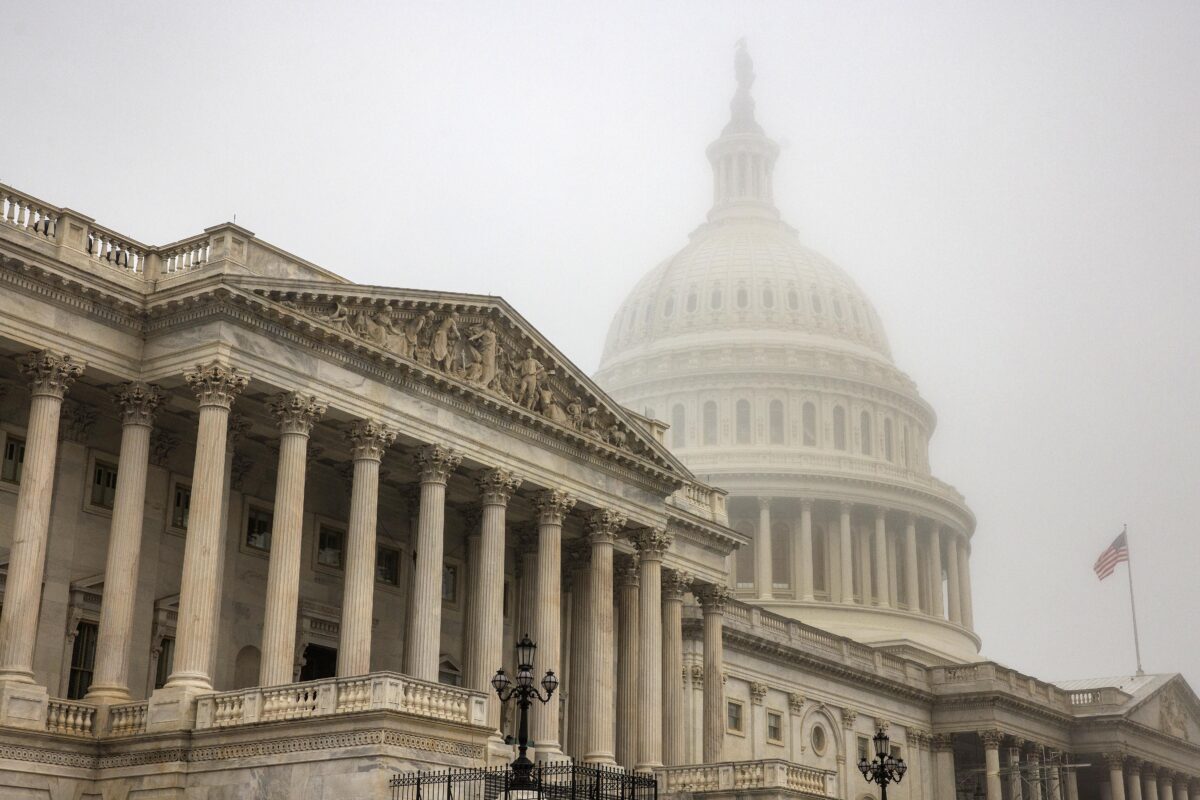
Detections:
299,644,337,681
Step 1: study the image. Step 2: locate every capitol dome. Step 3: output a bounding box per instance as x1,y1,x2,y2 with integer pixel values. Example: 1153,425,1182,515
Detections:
594,43,980,664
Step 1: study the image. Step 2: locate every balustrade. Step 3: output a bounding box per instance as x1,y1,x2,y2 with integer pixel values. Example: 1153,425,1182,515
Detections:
1,188,57,238
657,760,833,797
108,701,148,736
46,699,96,736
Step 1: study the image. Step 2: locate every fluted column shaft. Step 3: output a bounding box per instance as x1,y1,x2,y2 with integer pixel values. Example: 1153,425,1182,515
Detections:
337,421,395,677
0,351,83,683
167,363,247,690
697,583,731,763
798,500,814,601
1106,755,1127,800
87,383,162,701
958,536,974,629
1144,769,1160,800
661,570,690,766
1009,745,1025,800
1128,761,1144,800
839,503,854,603
635,529,670,772
873,508,890,608
406,445,462,681
582,509,624,765
756,497,772,598
531,490,574,761
982,732,1003,800
566,554,591,760
615,558,639,770
929,526,945,619
904,516,920,611
945,533,962,625
259,393,326,687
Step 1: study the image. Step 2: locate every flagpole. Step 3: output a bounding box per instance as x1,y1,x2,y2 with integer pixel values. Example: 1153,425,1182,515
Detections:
1123,524,1145,676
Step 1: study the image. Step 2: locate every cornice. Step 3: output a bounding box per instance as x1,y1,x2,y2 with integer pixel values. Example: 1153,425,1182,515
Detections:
0,252,145,333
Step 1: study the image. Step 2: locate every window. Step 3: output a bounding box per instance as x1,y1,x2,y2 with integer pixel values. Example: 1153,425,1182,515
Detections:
802,402,817,446
67,621,98,700
170,481,191,531
833,297,844,319
736,287,749,309
857,736,870,763
772,523,792,588
787,289,800,311
299,644,337,682
663,294,675,318
811,292,823,314
762,287,774,309
767,711,784,743
891,745,902,761
769,400,784,444
686,290,698,313
884,418,894,462
860,412,872,456
711,287,723,310
726,700,744,733
1,435,25,483
702,401,718,445
734,520,755,589
442,562,459,603
245,505,274,552
902,425,911,467
317,525,346,570
833,407,846,450
376,545,401,586
811,724,827,755
671,404,686,448
91,460,119,509
644,303,653,324
154,636,175,690
439,658,462,686
735,400,751,444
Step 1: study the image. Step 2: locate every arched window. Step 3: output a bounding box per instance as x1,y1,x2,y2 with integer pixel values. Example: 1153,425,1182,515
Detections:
787,289,800,311
702,401,718,445
769,400,784,444
860,411,872,455
762,287,774,309
833,297,844,319
832,407,846,450
663,294,675,318
711,287,723,310
884,418,894,462
687,290,698,313
736,399,752,444
737,286,749,309
813,525,828,594
902,424,911,467
734,519,755,588
811,292,823,314
802,402,817,446
644,302,653,324
671,404,686,448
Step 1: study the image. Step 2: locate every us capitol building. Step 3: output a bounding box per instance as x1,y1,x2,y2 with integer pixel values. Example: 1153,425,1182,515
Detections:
0,47,1195,800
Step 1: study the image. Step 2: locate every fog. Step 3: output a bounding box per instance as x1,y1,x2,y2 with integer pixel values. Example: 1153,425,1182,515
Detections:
3,1,1197,688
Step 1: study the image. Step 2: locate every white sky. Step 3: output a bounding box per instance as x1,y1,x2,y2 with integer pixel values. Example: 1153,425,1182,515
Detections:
4,1,1198,688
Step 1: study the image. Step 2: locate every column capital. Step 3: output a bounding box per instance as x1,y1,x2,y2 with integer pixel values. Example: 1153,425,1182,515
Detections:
749,681,768,705
184,361,248,408
662,568,693,600
268,391,327,435
788,692,805,714
905,512,917,526
1172,775,1189,790
757,496,772,510
799,497,814,511
20,349,84,398
694,582,732,612
534,489,576,524
875,505,888,520
980,729,1004,748
346,419,396,461
114,381,164,427
839,500,853,514
477,467,523,506
1103,752,1127,770
689,664,704,688
615,555,640,588
875,717,891,734
1127,756,1144,771
414,444,462,483
931,733,954,751
1010,736,1026,750
584,508,627,543
841,707,858,729
632,527,672,560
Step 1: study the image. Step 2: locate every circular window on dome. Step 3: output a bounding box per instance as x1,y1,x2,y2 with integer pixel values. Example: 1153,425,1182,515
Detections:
711,287,723,310
737,287,749,309
687,290,698,313
663,295,675,318
811,292,823,314
811,724,827,755
762,287,774,309
787,289,799,311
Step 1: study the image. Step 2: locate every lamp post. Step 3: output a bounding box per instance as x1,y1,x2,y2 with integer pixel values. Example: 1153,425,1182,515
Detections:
492,634,559,790
858,729,907,800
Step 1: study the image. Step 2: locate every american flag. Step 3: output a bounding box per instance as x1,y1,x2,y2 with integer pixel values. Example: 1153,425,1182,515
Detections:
1093,531,1129,580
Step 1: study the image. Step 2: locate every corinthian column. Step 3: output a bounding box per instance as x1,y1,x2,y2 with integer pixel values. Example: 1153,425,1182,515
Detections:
0,351,83,686
1009,740,1026,800
634,527,670,772
695,582,732,763
945,533,962,625
661,569,691,766
337,420,396,677
565,541,591,761
405,444,462,682
86,382,163,702
903,514,920,611
756,497,772,599
466,467,522,730
259,392,327,687
164,363,248,695
839,502,854,603
582,508,626,765
958,536,975,629
1105,753,1128,800
929,525,945,619
615,556,640,771
873,507,890,608
531,489,575,762
797,499,814,601
981,730,1003,800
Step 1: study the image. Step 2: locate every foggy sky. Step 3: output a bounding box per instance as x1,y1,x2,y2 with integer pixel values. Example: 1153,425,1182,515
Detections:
3,1,1197,688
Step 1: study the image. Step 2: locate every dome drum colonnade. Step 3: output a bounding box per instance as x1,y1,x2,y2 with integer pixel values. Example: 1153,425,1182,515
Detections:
595,40,978,660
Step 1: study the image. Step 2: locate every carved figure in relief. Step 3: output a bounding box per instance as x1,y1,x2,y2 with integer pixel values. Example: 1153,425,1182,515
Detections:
539,386,570,424
467,321,499,388
581,406,603,438
406,311,436,366
566,397,584,430
431,312,460,371
607,425,627,448
515,349,547,409
326,301,356,334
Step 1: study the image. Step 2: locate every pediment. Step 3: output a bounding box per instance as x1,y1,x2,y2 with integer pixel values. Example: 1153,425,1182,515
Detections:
1128,676,1200,743
230,278,690,483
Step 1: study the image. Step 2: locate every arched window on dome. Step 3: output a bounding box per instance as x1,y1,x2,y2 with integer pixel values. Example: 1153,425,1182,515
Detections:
851,302,861,324
736,286,749,309
671,404,686,448
901,424,911,467
812,524,828,595
769,400,784,444
811,291,823,315
833,297,844,319
644,302,653,325
736,399,752,444
762,286,774,309
860,411,872,456
686,289,698,313
802,402,817,446
884,418,894,462
711,286,723,310
832,406,846,450
663,294,675,318
702,401,718,445
787,288,800,311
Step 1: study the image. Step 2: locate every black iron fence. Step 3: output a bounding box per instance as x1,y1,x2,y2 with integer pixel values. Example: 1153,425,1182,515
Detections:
390,763,657,800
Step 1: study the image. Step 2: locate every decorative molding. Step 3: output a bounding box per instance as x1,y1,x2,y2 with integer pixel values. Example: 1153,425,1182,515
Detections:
346,419,397,461
533,489,576,525
114,381,164,427
184,361,249,409
20,349,84,398
268,391,328,436
414,444,462,484
477,468,522,506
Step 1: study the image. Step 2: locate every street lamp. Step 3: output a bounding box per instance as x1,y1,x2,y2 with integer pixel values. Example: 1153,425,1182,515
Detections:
492,634,559,790
858,729,907,800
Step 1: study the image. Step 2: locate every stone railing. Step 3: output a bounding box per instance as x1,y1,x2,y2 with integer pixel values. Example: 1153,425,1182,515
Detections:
108,700,149,736
1064,686,1131,710
670,481,729,524
195,671,489,730
45,698,97,737
930,663,1077,715
657,760,834,797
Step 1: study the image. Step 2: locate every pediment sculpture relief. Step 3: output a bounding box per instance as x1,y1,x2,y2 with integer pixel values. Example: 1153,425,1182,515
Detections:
1160,687,1190,741
281,298,645,456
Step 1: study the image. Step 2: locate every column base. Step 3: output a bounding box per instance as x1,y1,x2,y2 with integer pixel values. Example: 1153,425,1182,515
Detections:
487,734,515,766
146,684,206,732
583,754,619,769
535,745,570,764
0,680,48,731
83,684,133,705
